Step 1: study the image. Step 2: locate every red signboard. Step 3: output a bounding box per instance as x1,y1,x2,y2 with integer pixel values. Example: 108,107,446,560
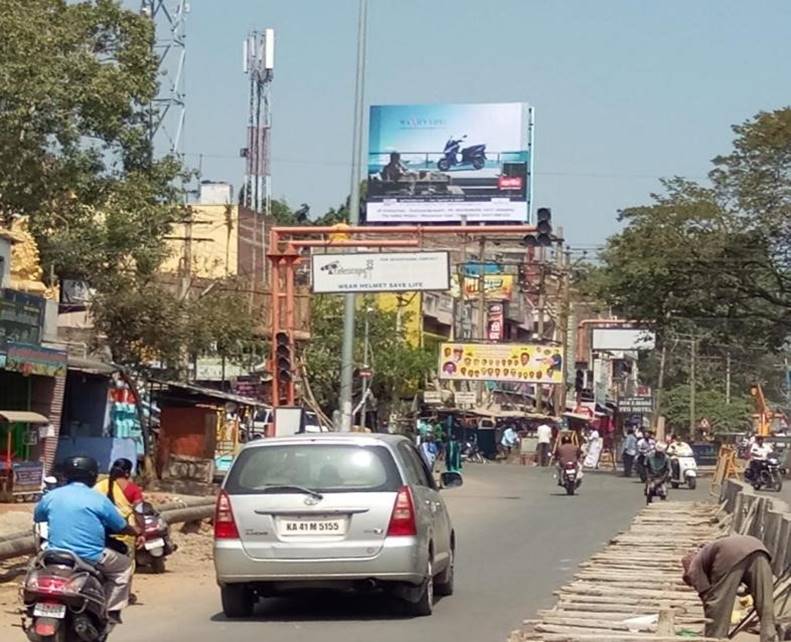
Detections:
498,176,523,190
486,303,505,341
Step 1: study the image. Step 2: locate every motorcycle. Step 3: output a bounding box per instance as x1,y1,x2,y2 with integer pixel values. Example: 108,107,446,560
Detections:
645,473,669,504
561,462,581,496
745,457,785,492
461,441,486,464
670,454,698,490
22,549,112,642
134,502,176,574
437,135,487,171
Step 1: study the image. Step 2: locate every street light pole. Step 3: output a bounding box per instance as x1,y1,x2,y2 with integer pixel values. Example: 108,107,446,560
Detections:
339,0,368,432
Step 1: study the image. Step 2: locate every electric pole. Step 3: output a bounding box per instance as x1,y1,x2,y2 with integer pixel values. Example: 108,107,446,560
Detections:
689,336,697,435
725,351,731,405
338,0,368,432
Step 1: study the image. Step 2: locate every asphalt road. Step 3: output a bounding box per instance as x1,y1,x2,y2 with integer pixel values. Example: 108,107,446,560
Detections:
115,465,678,642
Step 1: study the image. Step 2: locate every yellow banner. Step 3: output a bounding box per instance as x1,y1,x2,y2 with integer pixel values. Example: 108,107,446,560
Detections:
438,342,563,384
450,274,514,301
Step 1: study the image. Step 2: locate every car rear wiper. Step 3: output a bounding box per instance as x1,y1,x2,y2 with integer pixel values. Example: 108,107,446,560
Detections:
260,485,324,500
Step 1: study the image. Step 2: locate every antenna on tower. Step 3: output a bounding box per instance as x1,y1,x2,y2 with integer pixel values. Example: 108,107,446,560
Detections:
241,28,274,216
141,0,189,158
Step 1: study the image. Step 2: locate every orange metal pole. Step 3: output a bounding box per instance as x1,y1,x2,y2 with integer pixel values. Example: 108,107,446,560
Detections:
285,257,296,406
271,224,539,236
290,239,419,248
270,255,281,408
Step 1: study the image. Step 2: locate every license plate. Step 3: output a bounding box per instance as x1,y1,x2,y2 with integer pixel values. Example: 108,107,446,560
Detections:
34,603,66,618
144,537,165,551
279,518,346,536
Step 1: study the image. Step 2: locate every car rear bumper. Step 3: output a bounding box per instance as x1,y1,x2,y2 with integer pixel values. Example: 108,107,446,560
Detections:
214,536,425,586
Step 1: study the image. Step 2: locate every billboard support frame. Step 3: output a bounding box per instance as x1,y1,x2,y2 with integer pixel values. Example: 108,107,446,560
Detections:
267,223,541,409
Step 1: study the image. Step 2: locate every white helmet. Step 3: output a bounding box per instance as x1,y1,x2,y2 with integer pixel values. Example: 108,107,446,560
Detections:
655,442,667,453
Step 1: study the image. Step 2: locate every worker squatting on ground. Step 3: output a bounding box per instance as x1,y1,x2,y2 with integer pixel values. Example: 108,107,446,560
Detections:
682,534,777,642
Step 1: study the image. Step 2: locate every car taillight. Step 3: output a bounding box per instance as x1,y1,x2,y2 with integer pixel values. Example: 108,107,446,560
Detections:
387,486,417,537
214,490,240,539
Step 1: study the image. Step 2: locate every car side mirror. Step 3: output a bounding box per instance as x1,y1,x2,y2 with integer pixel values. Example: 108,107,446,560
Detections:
440,472,463,489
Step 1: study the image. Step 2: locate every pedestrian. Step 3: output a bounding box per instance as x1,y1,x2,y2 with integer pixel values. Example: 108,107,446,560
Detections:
622,428,638,477
501,424,519,458
536,421,552,467
582,425,602,469
420,435,438,471
682,535,777,641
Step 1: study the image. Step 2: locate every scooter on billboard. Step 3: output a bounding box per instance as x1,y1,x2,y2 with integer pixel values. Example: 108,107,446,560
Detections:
437,135,487,171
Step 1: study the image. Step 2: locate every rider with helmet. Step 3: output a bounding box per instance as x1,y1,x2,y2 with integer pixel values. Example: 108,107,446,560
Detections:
33,456,142,623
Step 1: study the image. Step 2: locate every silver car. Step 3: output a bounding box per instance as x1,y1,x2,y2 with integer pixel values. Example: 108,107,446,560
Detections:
213,433,459,617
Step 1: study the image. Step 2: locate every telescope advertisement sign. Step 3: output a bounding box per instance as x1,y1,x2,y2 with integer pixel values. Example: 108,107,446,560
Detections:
438,342,563,384
311,251,450,293
367,102,532,224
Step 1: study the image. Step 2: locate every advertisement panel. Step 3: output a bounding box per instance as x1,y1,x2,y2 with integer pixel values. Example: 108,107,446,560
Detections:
486,303,505,341
311,251,450,293
438,342,563,384
5,341,67,377
618,396,654,413
367,102,533,224
591,327,656,351
451,274,514,300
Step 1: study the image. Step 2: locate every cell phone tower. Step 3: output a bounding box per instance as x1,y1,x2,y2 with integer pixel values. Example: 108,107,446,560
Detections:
242,29,275,215
140,0,189,158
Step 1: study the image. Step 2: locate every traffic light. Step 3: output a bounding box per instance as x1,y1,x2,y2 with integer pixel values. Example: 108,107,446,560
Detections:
275,331,293,383
575,369,585,393
522,207,553,247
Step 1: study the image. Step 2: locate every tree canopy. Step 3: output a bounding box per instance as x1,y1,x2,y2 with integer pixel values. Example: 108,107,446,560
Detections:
589,106,791,420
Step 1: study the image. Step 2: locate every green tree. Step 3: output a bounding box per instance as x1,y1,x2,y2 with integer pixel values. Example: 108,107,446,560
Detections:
663,384,752,436
301,295,435,419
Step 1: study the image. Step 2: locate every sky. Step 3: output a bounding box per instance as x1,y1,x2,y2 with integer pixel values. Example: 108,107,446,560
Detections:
159,0,791,247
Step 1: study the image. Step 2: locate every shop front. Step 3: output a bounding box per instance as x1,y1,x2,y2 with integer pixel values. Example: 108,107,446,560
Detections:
55,362,143,473
0,340,67,500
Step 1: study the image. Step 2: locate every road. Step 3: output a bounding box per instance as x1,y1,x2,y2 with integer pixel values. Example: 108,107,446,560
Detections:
115,465,680,642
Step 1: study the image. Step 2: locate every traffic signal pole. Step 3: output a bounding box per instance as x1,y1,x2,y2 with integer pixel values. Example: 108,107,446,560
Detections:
267,224,542,411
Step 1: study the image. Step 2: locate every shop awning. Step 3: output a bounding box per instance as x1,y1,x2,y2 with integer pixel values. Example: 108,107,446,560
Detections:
0,411,51,424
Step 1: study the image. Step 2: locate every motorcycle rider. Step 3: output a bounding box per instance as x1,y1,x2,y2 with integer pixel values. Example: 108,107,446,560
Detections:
748,435,773,481
33,456,143,623
636,430,656,481
556,433,582,486
667,433,693,479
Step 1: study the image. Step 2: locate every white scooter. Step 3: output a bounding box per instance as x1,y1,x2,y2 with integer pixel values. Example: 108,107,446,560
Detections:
669,449,697,490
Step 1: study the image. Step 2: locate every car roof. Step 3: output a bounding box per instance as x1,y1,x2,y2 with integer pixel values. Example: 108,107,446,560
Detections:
240,432,410,451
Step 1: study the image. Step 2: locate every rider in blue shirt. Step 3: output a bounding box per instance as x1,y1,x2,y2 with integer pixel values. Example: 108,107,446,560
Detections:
34,456,141,621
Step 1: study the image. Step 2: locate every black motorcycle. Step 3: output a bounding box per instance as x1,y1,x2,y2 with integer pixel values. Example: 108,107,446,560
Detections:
134,502,177,574
22,549,112,642
745,457,785,492
561,462,581,496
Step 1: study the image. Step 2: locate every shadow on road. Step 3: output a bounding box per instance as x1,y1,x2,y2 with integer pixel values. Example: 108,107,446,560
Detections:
210,591,447,623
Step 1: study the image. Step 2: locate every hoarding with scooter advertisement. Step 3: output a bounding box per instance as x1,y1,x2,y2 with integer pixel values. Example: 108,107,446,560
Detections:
366,102,533,224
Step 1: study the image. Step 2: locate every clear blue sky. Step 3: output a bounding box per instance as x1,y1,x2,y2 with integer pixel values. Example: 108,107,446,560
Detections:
170,0,791,246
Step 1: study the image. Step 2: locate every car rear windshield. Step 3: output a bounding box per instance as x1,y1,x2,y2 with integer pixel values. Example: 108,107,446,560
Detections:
225,444,402,495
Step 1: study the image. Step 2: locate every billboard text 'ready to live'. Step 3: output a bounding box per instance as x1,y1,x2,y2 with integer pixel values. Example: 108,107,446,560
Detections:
366,102,533,224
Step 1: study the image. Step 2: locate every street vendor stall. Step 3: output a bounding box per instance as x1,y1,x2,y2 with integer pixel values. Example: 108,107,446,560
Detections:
0,410,50,501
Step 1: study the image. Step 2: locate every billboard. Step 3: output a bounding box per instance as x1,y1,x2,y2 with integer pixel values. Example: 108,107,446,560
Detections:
367,102,533,224
450,274,514,300
311,251,450,293
591,328,656,352
438,342,563,384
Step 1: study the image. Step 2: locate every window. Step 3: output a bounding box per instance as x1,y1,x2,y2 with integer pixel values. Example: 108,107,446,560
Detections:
226,444,401,495
399,442,434,489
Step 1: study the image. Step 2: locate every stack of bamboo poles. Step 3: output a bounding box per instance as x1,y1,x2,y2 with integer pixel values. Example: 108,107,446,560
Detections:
514,501,733,642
